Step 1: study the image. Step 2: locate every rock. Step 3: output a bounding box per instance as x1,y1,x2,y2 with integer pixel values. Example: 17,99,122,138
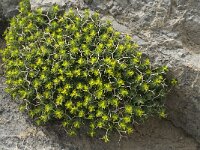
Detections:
115,0,128,7
30,0,87,10
0,0,20,19
0,3,3,21
184,13,200,45
83,0,93,5
30,0,66,10
101,15,131,34
0,0,20,36
109,4,123,16
132,35,148,46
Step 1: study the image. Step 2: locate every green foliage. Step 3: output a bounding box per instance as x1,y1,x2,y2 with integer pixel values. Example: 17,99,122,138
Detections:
1,0,172,142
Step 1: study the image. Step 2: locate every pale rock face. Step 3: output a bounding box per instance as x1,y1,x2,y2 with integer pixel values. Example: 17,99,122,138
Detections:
30,0,67,9
30,0,87,10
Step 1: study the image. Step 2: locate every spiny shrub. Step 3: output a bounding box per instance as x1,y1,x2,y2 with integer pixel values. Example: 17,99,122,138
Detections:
1,0,172,142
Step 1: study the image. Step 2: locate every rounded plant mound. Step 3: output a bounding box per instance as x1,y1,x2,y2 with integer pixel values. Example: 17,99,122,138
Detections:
1,0,170,142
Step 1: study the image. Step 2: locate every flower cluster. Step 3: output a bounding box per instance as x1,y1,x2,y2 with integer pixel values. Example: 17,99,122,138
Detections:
1,0,171,142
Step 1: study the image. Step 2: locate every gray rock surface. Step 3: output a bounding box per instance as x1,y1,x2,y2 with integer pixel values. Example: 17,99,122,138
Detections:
30,0,66,10
0,0,20,19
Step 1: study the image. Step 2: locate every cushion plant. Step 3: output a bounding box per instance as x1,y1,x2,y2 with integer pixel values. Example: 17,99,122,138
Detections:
0,0,173,142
